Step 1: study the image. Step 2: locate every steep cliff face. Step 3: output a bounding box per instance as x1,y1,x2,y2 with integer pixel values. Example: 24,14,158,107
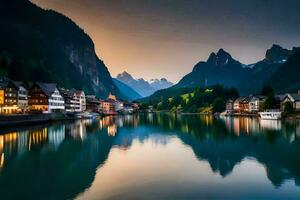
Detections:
0,0,122,98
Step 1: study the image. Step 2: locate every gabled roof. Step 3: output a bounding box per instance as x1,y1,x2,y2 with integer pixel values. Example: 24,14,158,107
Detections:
275,94,287,101
12,81,27,90
34,82,58,97
75,90,84,96
0,76,11,82
287,93,300,102
234,97,249,103
250,95,266,101
59,88,75,98
0,80,19,90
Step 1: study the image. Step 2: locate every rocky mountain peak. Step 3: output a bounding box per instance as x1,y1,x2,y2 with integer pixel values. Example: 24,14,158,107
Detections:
116,71,135,83
265,44,290,63
207,48,234,66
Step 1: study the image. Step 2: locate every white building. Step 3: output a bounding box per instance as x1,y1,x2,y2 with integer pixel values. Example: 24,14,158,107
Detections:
60,89,86,113
76,90,86,112
115,100,124,112
13,81,28,112
29,82,65,113
48,87,65,113
249,95,266,113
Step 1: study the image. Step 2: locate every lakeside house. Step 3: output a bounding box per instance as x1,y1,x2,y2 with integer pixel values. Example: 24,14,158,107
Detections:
249,95,266,113
233,97,250,113
101,99,116,115
86,95,101,113
28,82,65,113
100,93,139,115
13,81,28,113
60,88,86,113
227,91,300,114
101,93,118,115
275,94,288,110
0,81,19,114
77,90,86,112
226,99,234,113
0,77,138,116
282,92,300,111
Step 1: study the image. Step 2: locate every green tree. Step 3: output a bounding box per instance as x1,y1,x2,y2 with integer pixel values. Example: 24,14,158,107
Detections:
212,97,225,113
261,85,274,96
263,94,276,110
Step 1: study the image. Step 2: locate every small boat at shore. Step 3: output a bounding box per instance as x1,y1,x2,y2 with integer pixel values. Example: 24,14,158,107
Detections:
258,110,282,120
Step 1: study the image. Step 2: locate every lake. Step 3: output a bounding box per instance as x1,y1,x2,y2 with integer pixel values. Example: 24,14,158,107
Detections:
1,114,300,200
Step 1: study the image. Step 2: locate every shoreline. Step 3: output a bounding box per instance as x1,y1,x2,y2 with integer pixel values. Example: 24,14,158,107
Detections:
0,113,80,127
147,111,300,119
1,112,299,129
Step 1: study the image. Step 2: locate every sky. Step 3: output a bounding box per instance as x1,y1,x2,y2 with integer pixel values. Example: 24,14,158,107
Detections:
31,0,300,83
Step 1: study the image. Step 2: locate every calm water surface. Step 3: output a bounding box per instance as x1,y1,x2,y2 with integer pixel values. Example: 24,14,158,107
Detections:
1,114,300,200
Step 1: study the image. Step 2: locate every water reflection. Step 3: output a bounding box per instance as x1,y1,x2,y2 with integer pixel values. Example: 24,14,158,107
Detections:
0,114,300,199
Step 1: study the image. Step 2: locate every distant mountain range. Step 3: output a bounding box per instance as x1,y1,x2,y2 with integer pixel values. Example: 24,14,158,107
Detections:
116,71,173,97
172,44,300,95
112,78,142,100
0,0,123,99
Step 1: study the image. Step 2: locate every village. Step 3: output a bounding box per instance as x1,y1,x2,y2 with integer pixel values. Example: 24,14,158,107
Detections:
0,77,139,117
225,91,300,118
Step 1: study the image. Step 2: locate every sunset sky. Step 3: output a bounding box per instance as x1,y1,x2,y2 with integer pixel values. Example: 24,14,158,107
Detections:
31,0,300,83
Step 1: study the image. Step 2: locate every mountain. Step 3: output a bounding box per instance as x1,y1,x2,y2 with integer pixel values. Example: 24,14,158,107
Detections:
0,0,123,99
172,45,300,95
149,78,173,90
265,49,300,92
116,71,155,97
173,48,249,90
113,78,142,100
117,71,173,97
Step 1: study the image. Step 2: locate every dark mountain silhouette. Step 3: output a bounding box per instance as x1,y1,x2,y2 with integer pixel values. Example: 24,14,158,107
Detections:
174,48,247,90
150,44,299,98
0,0,123,98
265,49,300,92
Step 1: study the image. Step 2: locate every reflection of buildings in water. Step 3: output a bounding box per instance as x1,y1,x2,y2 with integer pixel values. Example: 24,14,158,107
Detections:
181,124,189,134
202,115,213,126
116,117,123,128
296,122,300,138
99,116,114,129
17,131,29,156
0,132,24,170
0,152,4,171
67,121,87,140
100,115,140,137
28,128,48,150
48,125,66,149
0,135,4,155
222,117,260,136
147,113,154,124
84,119,93,126
100,116,118,137
107,124,117,137
260,120,282,131
123,115,139,127
0,132,18,154
0,135,3,171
